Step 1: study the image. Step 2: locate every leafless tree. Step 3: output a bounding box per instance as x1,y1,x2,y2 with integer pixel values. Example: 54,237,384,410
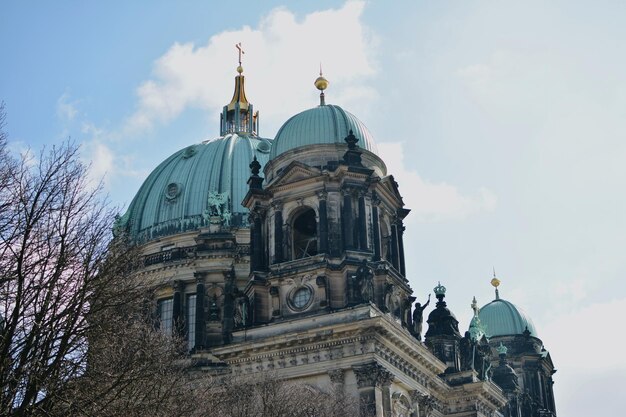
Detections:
0,108,202,416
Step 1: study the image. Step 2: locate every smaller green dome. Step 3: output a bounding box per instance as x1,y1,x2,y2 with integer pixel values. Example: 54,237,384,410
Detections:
478,299,538,338
270,104,377,159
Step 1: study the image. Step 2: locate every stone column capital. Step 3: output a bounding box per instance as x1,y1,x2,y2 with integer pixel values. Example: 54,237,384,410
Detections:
271,199,283,211
194,273,205,284
328,369,345,385
353,362,394,389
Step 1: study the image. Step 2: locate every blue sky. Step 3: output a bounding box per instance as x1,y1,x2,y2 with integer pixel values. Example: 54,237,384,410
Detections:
2,1,625,414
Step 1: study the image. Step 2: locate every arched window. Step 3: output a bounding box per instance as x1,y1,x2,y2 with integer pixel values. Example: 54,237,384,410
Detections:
380,217,392,261
186,294,197,351
292,208,317,259
157,298,173,334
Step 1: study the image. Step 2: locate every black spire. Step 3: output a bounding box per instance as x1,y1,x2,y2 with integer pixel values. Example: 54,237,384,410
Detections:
247,156,263,190
342,129,363,167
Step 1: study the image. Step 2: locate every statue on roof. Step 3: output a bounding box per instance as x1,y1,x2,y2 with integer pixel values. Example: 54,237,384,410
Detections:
356,260,374,303
411,294,431,341
234,292,249,328
205,191,230,222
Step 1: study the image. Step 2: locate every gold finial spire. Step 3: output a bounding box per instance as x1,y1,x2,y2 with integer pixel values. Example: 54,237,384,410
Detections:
314,63,329,106
236,42,245,74
490,267,501,300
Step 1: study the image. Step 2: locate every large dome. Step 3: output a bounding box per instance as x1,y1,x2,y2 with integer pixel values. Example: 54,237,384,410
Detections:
118,134,272,243
478,298,538,338
270,104,378,159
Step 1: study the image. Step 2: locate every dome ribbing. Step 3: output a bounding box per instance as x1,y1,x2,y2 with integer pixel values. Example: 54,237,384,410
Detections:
270,104,377,160
118,134,272,243
478,298,538,338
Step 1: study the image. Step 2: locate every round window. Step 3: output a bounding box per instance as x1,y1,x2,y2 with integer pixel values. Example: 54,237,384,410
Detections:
165,183,181,200
256,140,270,153
292,287,312,309
182,145,197,159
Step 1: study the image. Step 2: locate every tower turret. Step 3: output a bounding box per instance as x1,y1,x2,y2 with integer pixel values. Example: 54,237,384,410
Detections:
424,282,462,372
240,72,413,327
477,275,557,417
220,43,259,136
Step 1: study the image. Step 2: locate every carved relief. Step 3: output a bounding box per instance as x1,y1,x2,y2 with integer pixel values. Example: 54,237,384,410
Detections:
391,393,412,417
410,392,438,417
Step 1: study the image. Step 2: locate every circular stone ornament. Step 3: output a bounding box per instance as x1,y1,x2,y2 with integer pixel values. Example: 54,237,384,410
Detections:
165,182,182,201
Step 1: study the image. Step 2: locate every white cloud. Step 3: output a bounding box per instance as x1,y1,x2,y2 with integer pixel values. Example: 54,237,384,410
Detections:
378,142,497,223
82,141,114,188
56,93,79,121
124,1,377,136
553,278,588,304
542,297,626,372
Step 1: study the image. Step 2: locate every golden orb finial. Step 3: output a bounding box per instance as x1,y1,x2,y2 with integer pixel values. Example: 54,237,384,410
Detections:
237,65,244,74
315,64,329,106
491,268,501,300
315,75,328,91
491,267,500,288
315,63,329,91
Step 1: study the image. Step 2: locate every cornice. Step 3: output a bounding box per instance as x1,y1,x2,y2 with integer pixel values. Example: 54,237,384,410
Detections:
211,307,450,392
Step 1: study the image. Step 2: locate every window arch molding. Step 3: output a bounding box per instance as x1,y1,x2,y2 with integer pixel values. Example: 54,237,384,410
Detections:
285,205,319,260
379,214,392,262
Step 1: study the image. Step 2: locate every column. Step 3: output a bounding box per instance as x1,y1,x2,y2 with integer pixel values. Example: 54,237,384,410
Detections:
342,190,354,250
172,280,183,336
358,192,368,250
318,192,329,254
222,270,235,344
249,213,256,273
398,223,406,277
250,210,265,272
371,196,381,260
273,203,284,264
390,223,400,271
353,363,394,417
194,275,206,350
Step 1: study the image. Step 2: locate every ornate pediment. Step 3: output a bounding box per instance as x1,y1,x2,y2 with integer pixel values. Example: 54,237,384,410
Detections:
377,175,405,208
267,161,322,189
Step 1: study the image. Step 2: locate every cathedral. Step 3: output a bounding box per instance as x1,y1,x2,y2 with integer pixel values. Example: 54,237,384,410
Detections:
115,48,557,417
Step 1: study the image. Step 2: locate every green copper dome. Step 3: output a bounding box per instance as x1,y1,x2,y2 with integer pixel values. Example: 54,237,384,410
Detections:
478,298,538,338
270,104,378,159
118,134,272,243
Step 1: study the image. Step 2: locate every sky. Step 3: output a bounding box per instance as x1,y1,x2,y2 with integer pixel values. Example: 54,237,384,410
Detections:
2,1,625,414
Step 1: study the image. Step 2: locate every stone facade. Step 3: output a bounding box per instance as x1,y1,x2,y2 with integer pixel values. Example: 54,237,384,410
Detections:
125,66,556,417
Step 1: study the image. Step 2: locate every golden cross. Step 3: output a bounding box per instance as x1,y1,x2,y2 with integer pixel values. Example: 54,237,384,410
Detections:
236,42,245,66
